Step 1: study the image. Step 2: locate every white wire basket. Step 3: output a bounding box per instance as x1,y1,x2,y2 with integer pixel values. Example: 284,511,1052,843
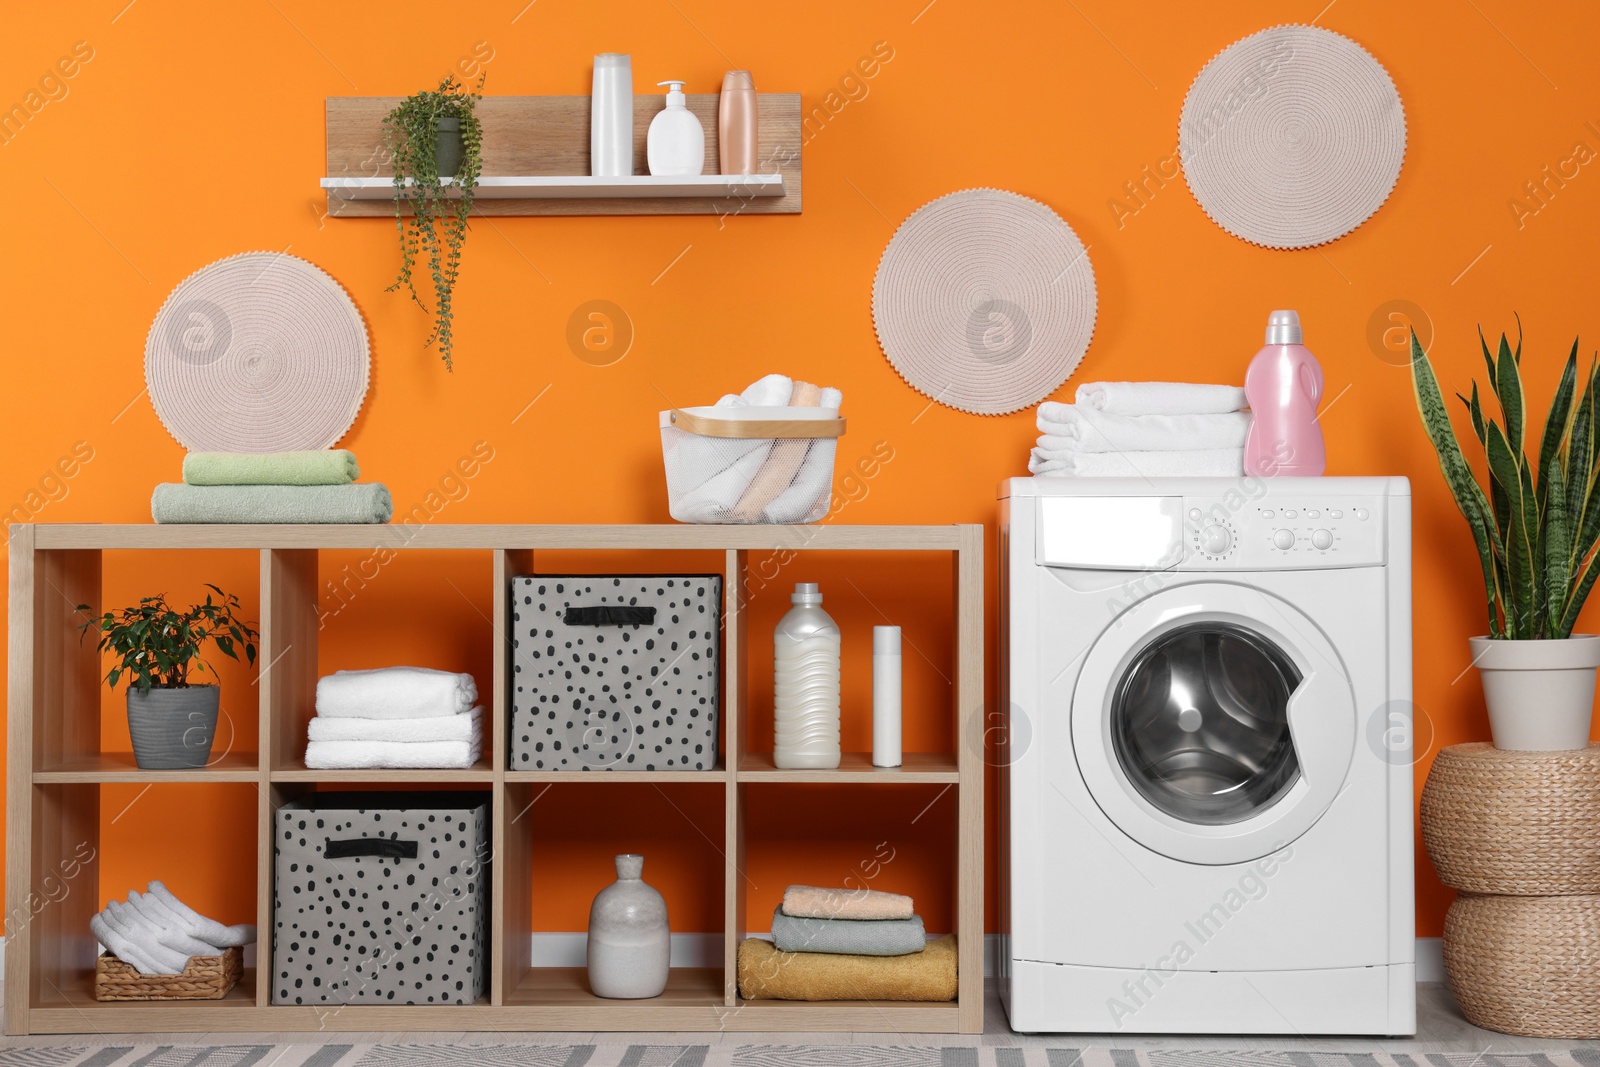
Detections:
659,406,846,525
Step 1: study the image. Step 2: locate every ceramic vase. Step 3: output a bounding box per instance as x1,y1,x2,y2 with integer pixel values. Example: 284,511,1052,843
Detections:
1472,635,1600,750
126,684,220,769
586,853,669,998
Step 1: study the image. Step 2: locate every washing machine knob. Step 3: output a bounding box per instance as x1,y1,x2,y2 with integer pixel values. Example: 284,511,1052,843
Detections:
1272,528,1296,550
1312,528,1334,550
1199,524,1232,555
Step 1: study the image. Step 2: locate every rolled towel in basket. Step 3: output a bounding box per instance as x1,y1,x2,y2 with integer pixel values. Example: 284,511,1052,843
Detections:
1076,381,1248,416
315,667,477,719
91,913,178,975
666,375,843,524
144,882,256,948
738,934,957,1001
183,450,359,486
309,705,484,743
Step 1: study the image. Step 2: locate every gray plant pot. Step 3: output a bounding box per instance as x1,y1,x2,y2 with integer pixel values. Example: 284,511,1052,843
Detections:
435,117,464,178
126,685,220,769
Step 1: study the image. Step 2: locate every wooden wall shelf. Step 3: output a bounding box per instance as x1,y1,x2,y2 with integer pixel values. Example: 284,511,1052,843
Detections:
323,94,803,217
6,523,981,1035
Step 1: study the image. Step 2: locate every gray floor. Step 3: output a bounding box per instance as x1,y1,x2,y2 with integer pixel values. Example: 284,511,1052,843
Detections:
0,982,1591,1052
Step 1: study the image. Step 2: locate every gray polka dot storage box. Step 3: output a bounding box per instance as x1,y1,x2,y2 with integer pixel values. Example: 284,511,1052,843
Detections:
272,792,489,1005
509,574,722,771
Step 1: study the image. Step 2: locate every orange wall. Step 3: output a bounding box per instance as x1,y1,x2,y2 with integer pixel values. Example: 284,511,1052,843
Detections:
4,0,1599,941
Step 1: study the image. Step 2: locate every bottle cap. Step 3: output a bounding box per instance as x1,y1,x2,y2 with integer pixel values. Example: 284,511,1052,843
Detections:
874,625,901,655
1265,309,1302,345
722,70,755,91
791,582,821,605
657,79,687,105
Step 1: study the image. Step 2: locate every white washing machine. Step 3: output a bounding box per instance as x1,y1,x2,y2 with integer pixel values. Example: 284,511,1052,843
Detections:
999,476,1414,1035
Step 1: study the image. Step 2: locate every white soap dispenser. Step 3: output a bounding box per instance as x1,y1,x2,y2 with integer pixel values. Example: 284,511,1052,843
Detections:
647,80,705,177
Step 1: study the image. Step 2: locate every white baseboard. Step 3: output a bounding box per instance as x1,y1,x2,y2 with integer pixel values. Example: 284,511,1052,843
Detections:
3,935,1447,981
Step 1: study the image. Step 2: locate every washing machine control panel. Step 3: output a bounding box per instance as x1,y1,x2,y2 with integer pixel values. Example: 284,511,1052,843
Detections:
1035,493,1389,570
1183,494,1387,568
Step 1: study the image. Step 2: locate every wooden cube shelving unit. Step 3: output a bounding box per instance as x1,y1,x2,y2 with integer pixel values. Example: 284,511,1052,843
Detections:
6,523,982,1034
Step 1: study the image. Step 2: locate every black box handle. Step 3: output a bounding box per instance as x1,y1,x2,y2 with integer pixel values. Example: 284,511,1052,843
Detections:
563,605,657,627
325,838,418,860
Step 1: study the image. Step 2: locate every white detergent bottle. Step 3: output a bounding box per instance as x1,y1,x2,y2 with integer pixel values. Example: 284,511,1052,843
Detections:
773,582,841,769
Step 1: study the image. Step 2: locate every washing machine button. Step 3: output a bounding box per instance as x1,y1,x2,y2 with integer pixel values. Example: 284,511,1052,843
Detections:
1306,509,1321,519
1354,507,1370,520
1312,529,1334,550
1200,524,1232,555
1272,529,1296,550
1330,509,1343,519
1188,508,1203,521
1283,509,1299,519
1260,509,1275,520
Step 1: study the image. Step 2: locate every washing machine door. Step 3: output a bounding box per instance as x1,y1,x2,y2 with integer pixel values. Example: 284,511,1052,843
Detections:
1071,582,1356,865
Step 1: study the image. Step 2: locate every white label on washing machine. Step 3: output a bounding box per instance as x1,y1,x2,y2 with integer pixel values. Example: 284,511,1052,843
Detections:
1037,497,1185,570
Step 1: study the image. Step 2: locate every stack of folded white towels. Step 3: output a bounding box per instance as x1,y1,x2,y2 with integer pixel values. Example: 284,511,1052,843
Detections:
91,881,255,975
1030,381,1252,477
305,666,482,769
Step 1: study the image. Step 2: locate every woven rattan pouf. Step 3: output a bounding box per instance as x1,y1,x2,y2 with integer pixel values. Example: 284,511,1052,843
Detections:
1423,742,1600,1038
1421,743,1600,894
1443,892,1600,1039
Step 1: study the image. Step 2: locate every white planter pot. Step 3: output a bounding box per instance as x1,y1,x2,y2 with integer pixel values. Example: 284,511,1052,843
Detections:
1471,635,1600,751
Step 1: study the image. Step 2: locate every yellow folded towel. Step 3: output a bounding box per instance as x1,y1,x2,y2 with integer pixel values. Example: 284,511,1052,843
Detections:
738,934,956,1002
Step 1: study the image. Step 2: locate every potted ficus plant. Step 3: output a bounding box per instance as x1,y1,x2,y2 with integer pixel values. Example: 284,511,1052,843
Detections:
382,72,485,371
77,585,259,769
1410,323,1600,750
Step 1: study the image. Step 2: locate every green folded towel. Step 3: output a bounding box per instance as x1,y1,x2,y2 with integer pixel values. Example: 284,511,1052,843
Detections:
183,450,359,486
770,905,927,956
152,483,392,524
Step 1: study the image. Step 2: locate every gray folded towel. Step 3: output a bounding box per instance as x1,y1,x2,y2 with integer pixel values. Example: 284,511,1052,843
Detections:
770,905,926,956
151,483,393,524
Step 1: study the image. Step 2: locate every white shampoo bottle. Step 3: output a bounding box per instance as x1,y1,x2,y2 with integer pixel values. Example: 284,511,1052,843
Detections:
773,582,841,769
647,80,705,176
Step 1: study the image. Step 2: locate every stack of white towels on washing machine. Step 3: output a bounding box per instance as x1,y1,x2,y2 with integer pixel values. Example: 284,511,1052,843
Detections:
1029,381,1251,477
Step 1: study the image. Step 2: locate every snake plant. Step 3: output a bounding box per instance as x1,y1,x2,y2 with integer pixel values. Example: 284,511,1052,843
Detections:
1410,323,1600,639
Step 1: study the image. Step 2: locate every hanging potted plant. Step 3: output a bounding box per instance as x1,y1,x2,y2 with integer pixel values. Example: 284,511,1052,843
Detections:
1410,324,1600,750
77,585,259,769
382,72,484,371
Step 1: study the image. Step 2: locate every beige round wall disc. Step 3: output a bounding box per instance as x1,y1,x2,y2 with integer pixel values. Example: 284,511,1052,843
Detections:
872,188,1097,416
1179,24,1406,248
145,251,370,452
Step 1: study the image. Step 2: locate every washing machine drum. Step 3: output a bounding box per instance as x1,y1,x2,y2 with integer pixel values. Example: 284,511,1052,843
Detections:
1112,623,1302,825
1073,584,1356,865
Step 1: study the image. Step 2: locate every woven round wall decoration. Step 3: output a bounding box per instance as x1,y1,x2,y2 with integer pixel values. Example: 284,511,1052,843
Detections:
872,188,1097,416
1179,24,1406,249
145,251,369,452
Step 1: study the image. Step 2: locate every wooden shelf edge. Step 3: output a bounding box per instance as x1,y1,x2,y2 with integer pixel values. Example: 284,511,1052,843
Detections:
505,768,726,783
30,523,971,551
321,174,786,201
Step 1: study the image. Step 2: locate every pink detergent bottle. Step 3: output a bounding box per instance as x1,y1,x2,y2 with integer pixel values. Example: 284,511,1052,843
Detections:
1243,309,1326,476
